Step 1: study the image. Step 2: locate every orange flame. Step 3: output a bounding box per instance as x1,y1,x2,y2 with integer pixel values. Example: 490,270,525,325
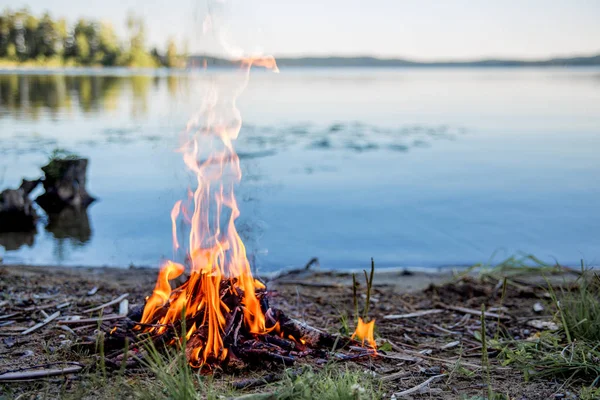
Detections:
352,317,376,349
138,57,279,366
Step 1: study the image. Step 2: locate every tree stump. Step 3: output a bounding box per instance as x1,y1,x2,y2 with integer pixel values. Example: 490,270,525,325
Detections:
0,179,41,232
36,158,96,213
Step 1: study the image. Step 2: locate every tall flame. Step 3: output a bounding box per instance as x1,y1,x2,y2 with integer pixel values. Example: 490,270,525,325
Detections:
139,56,278,366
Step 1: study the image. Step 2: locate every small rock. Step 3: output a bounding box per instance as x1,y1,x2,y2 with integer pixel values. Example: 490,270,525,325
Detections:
2,337,16,348
527,319,559,331
18,349,34,358
87,286,98,296
441,340,460,350
533,302,544,313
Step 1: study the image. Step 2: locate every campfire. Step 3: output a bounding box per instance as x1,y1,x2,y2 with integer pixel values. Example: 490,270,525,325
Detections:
111,57,376,370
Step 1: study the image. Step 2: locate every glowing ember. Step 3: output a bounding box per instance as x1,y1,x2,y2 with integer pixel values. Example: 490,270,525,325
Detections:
352,317,376,349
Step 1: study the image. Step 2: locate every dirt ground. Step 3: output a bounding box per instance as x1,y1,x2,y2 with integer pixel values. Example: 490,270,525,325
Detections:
0,263,582,399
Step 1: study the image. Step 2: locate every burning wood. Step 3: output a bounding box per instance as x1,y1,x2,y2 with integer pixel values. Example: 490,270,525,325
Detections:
96,56,377,371
103,272,368,371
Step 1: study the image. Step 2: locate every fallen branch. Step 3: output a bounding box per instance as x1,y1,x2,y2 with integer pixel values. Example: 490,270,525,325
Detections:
384,309,444,320
21,311,60,335
83,293,129,313
392,374,446,398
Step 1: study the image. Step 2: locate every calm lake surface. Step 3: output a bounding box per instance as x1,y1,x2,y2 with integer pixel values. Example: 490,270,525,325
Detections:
1,67,599,272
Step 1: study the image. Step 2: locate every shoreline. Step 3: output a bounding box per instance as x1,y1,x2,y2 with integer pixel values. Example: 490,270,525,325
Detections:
1,64,600,75
0,262,589,398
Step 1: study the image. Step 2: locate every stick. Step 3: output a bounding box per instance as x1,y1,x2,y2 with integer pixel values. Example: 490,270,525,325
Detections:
58,315,125,325
0,366,82,381
384,309,444,320
273,281,342,288
436,303,510,320
381,371,412,382
392,374,446,397
21,311,60,335
231,373,282,390
83,293,129,313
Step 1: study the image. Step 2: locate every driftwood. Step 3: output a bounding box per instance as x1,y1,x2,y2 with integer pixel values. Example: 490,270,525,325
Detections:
0,179,41,232
36,158,95,213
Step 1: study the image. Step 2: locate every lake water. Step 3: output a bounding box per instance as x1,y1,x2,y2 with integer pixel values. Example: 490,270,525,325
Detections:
1,67,599,272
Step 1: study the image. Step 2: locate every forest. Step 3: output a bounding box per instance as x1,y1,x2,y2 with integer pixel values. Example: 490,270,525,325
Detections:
0,8,184,68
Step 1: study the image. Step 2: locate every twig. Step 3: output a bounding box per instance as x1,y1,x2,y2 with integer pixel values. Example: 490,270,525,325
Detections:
0,313,20,320
273,281,342,288
436,303,510,320
392,374,446,397
384,309,444,320
304,257,319,270
58,315,125,325
21,311,60,335
83,293,129,313
0,365,82,381
381,371,412,382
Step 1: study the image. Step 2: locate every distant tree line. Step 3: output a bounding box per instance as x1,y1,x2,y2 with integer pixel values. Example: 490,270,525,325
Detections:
0,8,185,68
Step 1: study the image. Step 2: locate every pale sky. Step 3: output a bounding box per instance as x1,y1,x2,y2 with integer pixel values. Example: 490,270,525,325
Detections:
7,0,600,60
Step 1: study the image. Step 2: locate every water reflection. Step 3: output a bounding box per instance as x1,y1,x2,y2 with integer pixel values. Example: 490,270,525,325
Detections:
0,230,36,251
6,68,596,269
0,74,126,116
46,207,92,245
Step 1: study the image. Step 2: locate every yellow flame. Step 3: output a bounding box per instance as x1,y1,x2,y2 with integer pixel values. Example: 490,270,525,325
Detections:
352,317,377,349
139,57,279,365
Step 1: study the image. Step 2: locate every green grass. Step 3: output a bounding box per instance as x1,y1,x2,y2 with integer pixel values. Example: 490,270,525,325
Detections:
552,267,600,342
500,332,600,386
135,335,381,400
459,253,566,282
499,264,600,395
